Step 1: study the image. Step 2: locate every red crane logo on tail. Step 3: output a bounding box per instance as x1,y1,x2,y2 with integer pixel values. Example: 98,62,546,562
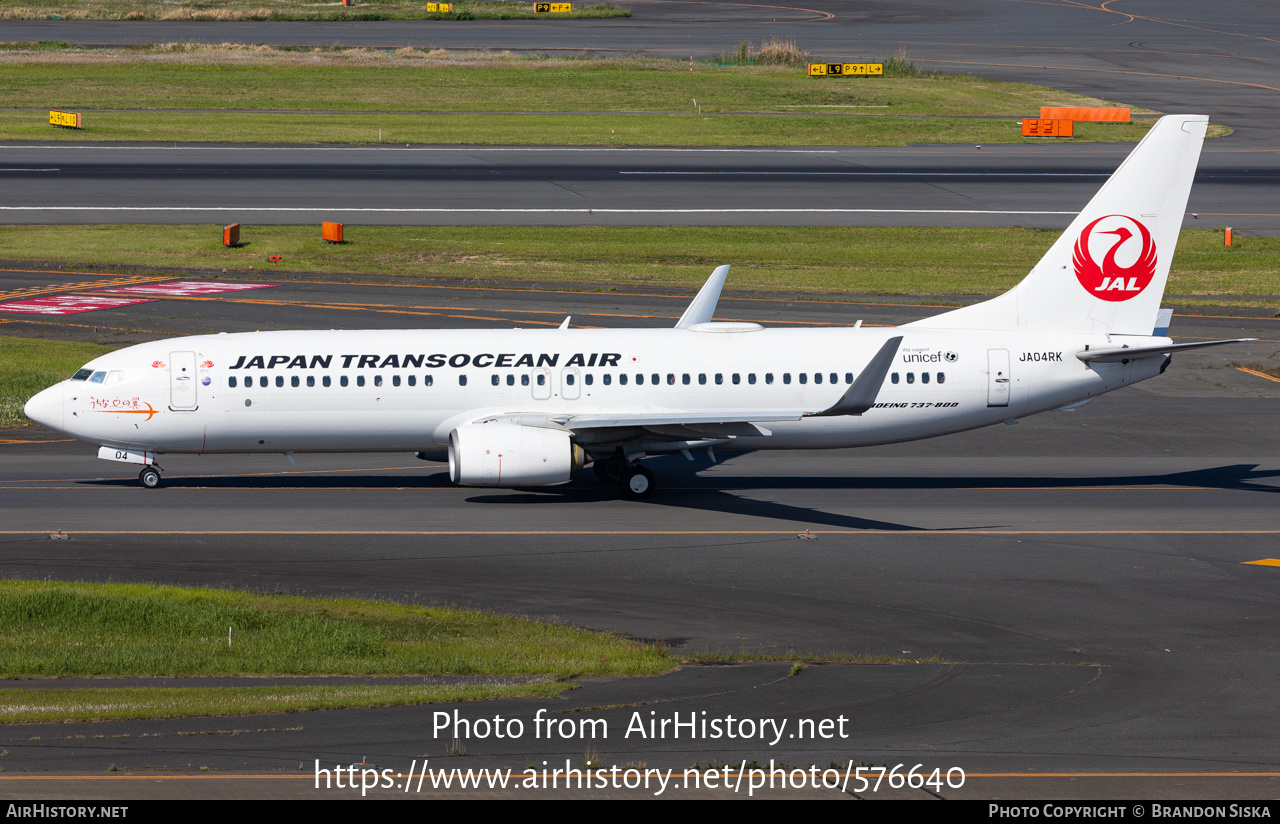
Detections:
1073,214,1158,302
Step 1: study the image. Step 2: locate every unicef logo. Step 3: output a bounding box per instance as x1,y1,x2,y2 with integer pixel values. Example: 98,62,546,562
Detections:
944,351,958,363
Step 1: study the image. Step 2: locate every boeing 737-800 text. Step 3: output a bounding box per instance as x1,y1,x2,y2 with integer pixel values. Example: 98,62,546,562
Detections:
23,115,1251,497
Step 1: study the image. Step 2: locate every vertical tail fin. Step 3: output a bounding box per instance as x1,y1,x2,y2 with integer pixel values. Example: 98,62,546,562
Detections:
909,114,1208,335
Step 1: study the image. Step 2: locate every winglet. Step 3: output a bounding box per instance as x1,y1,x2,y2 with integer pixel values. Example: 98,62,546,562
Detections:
808,336,903,417
675,265,730,328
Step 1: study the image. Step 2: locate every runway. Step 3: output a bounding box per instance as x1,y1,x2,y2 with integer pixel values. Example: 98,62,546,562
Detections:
2,141,1278,231
1,271,1278,795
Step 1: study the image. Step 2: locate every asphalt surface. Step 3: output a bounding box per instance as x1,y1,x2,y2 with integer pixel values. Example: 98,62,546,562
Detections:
2,141,1277,231
1,271,1279,798
3,0,1280,232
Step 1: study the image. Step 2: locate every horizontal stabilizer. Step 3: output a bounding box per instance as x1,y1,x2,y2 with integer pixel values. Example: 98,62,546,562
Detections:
1076,338,1254,363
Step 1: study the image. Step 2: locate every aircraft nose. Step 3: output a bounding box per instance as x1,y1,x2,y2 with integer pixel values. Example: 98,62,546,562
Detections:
23,384,64,431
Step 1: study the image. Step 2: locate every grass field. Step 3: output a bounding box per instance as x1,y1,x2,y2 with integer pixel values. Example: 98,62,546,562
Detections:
0,0,630,21
0,44,1166,145
0,225,1272,297
0,334,116,427
0,579,673,721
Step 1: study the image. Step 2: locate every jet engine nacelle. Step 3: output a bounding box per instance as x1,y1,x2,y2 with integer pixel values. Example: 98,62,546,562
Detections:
448,422,586,487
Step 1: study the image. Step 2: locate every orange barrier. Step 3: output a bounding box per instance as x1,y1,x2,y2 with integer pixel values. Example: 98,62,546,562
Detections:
322,222,344,244
49,110,82,129
808,63,883,77
1225,227,1233,247
1040,107,1129,122
1021,119,1074,138
223,223,240,247
268,255,283,265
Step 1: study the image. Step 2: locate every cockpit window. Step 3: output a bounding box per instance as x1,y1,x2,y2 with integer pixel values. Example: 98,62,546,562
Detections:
88,371,107,384
105,371,125,385
71,368,93,381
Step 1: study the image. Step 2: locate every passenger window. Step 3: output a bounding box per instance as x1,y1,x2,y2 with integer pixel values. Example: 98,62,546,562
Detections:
732,373,740,385
88,371,106,384
715,373,723,385
698,373,706,385
459,375,468,386
891,373,899,384
922,372,930,384
603,374,612,386
566,374,576,386
748,373,756,385
307,376,315,387
323,376,332,387
667,373,675,385
537,374,546,386
938,372,946,384
341,376,349,387
229,376,238,388
374,375,383,387
491,375,500,386
830,373,838,384
845,373,853,384
408,375,416,387
799,373,808,385
290,376,299,387
907,372,915,384
356,375,365,387
260,377,268,388
783,373,791,385
620,374,628,385
506,375,514,386
585,374,593,386
276,376,284,388
682,374,690,385
520,374,528,386
392,375,401,387
814,373,822,384
652,374,660,385
766,373,774,385
425,375,434,387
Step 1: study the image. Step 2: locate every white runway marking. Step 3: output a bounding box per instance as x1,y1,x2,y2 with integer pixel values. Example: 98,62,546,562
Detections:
619,171,1107,176
0,168,60,172
0,206,1078,214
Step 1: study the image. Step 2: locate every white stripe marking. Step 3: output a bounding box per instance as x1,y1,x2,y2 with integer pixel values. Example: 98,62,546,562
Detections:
0,168,59,172
0,206,1077,214
619,171,1107,176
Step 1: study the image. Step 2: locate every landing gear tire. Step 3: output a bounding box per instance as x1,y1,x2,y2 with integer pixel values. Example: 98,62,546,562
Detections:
620,465,655,499
138,467,162,489
593,455,627,484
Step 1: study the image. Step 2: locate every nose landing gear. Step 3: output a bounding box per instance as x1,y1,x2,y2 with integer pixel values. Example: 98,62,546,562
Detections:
138,466,162,489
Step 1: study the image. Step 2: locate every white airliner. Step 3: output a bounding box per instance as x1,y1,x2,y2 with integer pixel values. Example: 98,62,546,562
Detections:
24,114,1251,497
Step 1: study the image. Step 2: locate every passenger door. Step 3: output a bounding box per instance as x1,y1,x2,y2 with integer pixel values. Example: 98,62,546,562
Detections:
169,350,198,410
987,349,1010,407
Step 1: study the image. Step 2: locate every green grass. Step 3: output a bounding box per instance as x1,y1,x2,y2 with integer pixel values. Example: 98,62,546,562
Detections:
1,225,1274,297
0,46,1167,145
0,683,566,724
0,335,117,427
0,580,675,678
0,1,631,21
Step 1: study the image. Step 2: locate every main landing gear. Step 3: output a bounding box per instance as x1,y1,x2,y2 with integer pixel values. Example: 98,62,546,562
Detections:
138,466,162,489
592,455,655,500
